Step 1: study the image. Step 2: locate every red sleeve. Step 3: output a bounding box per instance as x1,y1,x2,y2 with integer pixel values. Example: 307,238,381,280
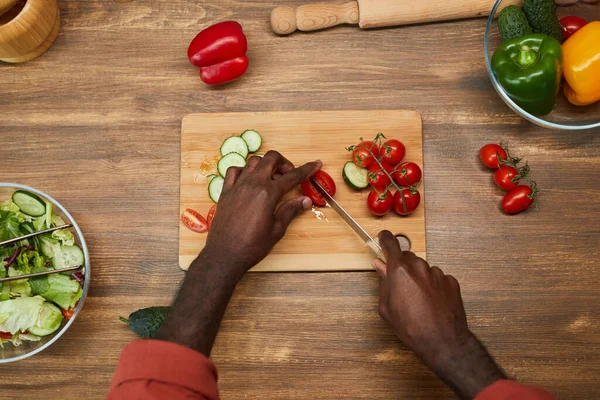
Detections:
107,340,220,400
475,380,556,400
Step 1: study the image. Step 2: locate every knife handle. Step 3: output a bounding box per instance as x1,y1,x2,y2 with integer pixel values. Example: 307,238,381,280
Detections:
270,1,359,35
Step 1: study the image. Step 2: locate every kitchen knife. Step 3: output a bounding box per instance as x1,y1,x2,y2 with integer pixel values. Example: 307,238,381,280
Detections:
271,0,521,35
309,178,386,263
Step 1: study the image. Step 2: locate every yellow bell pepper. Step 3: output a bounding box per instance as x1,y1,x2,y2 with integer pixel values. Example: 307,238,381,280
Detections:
562,21,600,106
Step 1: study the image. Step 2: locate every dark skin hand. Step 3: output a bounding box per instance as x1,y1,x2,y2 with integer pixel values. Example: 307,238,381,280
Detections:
158,151,322,356
373,230,506,400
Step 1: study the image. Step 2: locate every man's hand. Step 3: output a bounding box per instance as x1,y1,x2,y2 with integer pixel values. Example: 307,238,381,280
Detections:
374,230,506,400
203,151,321,279
159,151,321,356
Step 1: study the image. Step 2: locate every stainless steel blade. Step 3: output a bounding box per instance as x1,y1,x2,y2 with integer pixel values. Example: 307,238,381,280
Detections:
309,178,385,263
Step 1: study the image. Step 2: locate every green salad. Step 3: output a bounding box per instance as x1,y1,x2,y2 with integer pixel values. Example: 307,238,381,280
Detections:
0,190,84,347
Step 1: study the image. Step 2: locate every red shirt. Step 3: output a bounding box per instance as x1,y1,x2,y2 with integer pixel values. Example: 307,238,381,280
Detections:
107,340,556,400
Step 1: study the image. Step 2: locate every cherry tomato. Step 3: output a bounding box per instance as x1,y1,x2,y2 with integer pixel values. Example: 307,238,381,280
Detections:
480,144,507,169
393,189,421,216
367,189,393,216
367,162,394,189
493,165,519,191
207,204,217,228
181,208,209,233
62,307,75,320
301,170,337,207
559,16,587,41
352,141,379,168
394,162,422,187
379,139,406,165
0,332,13,339
501,185,535,215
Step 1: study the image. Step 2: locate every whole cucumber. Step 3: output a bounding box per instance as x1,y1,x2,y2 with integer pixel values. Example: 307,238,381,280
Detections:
522,0,564,43
498,6,532,42
119,306,171,338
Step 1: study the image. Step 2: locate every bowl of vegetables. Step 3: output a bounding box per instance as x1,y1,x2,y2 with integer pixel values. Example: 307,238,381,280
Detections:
0,183,89,363
484,0,600,130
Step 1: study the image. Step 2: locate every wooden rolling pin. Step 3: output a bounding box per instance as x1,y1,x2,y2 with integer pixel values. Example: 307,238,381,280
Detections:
271,0,522,35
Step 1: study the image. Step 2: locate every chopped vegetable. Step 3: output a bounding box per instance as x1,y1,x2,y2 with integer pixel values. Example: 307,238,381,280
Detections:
301,170,336,207
491,34,562,116
187,21,249,85
11,191,46,217
220,136,249,158
240,130,262,153
217,152,246,177
342,162,368,190
208,176,225,203
181,208,209,233
207,204,217,228
562,22,600,107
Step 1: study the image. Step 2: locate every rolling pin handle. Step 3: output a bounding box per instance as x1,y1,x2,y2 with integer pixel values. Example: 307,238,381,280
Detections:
271,1,359,35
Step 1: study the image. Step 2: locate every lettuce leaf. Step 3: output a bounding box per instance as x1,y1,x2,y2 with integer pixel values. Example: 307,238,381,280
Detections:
52,229,74,246
0,296,45,334
39,234,61,258
0,211,23,241
36,274,82,310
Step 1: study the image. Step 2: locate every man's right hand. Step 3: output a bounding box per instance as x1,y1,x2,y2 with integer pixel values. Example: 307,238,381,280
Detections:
374,230,506,400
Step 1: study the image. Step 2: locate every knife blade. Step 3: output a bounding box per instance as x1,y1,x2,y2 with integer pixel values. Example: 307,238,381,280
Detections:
309,178,386,263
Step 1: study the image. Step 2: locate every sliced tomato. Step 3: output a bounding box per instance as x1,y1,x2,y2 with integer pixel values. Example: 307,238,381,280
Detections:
207,204,217,228
0,332,13,339
181,208,209,233
301,170,337,207
62,307,75,320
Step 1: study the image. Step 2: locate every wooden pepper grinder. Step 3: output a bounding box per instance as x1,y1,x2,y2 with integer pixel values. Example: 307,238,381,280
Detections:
0,0,61,63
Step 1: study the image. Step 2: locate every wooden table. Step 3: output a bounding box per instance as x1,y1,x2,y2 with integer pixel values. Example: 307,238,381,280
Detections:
1,1,598,398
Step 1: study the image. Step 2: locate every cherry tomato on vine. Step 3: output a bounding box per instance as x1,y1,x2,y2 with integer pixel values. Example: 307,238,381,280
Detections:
393,189,421,216
181,208,209,233
301,170,337,207
352,141,379,168
479,144,507,168
559,16,586,41
379,139,406,165
368,162,394,189
493,165,520,191
501,185,536,215
207,204,217,228
367,189,393,216
394,162,422,187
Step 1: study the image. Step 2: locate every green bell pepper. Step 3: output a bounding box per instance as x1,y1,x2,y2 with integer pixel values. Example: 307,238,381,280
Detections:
491,33,562,116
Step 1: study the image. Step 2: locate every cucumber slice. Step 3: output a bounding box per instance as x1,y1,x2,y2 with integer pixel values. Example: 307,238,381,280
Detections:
52,245,84,270
11,191,46,217
29,302,64,336
240,129,262,153
208,176,224,203
342,161,369,190
218,152,246,177
220,136,249,158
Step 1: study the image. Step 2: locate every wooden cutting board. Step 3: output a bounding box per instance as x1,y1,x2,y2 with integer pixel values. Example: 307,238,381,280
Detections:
179,110,425,272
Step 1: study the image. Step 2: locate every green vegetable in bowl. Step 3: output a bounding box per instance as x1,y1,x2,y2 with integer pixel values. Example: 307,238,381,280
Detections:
498,5,532,42
522,0,564,44
491,33,562,116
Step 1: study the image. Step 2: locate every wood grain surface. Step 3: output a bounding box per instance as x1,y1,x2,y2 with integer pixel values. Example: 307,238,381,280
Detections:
0,0,599,399
180,110,425,271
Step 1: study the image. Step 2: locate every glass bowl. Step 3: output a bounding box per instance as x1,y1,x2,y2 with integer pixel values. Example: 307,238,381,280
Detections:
0,183,90,363
484,0,600,130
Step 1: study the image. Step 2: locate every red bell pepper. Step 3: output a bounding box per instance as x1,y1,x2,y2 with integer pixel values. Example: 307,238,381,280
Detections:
187,21,249,85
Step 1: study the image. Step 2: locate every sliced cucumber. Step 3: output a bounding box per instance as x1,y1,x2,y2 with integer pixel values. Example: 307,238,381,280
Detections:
208,176,225,203
52,245,84,270
207,174,219,183
218,152,246,177
342,161,369,190
220,136,249,158
240,129,262,153
254,153,265,158
12,191,46,217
